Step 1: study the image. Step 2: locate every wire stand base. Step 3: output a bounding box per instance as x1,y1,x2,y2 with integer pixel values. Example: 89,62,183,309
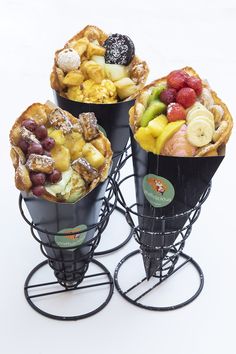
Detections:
24,259,114,321
114,249,204,311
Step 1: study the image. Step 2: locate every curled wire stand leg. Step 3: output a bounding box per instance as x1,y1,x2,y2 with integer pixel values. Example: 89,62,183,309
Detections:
24,259,114,321
94,142,133,255
19,176,117,320
114,174,211,311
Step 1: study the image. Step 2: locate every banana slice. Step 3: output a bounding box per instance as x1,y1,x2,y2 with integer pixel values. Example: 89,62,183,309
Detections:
186,102,203,115
187,118,214,147
187,106,214,127
188,113,214,130
197,115,215,130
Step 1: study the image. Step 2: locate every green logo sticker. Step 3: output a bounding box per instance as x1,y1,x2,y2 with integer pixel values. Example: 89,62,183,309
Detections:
143,174,175,208
98,125,107,137
54,224,87,249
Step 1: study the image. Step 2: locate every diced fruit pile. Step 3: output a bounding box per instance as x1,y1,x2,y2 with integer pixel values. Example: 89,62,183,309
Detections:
135,69,217,156
51,27,148,103
13,105,110,201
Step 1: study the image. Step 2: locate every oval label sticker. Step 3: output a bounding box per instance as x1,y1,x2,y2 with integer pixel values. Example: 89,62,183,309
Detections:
143,174,175,208
54,224,87,249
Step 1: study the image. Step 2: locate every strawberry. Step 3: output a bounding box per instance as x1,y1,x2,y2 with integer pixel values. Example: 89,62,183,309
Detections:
176,87,196,108
167,103,186,122
186,76,203,96
159,88,177,105
167,70,189,90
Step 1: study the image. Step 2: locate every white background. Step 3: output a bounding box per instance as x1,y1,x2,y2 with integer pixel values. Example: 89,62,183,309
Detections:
1,1,236,353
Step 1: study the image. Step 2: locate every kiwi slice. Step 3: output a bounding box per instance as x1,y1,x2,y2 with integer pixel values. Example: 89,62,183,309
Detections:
147,84,166,106
141,100,166,127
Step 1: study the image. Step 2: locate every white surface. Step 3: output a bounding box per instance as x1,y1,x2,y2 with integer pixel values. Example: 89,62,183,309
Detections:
1,1,236,353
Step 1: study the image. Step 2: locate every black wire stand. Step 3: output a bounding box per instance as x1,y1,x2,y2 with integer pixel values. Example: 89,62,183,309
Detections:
114,172,211,311
19,177,117,321
94,142,133,256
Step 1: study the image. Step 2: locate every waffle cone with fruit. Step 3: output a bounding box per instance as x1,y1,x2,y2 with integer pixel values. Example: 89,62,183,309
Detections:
51,26,149,166
10,102,113,284
129,67,233,278
10,101,112,202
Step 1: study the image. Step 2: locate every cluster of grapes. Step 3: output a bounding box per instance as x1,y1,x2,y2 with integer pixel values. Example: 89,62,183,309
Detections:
18,119,62,197
159,70,203,122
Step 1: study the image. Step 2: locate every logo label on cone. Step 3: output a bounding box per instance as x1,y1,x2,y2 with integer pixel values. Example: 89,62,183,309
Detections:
143,174,175,208
54,224,87,248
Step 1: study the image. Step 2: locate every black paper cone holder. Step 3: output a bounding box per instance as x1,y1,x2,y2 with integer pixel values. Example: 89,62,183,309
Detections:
19,176,118,321
114,171,212,311
54,92,134,255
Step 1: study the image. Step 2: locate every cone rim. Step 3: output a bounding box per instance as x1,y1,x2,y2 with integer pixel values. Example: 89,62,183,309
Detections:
54,89,135,107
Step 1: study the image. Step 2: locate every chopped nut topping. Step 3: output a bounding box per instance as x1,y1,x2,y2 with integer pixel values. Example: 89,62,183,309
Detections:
72,157,98,183
78,112,99,141
48,108,73,134
21,127,40,144
26,154,54,173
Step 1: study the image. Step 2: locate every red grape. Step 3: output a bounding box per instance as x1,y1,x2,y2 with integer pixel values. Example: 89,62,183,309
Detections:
186,76,202,96
167,70,189,90
35,125,48,140
176,87,196,108
48,169,62,184
32,185,45,197
28,143,44,155
30,172,46,186
42,137,55,151
18,138,29,153
159,88,177,105
21,119,37,132
167,103,186,122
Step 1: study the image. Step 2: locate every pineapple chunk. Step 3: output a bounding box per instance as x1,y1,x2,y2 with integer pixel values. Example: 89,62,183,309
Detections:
91,136,107,156
85,61,105,84
91,55,105,68
49,129,65,145
104,64,128,82
82,143,105,169
64,132,86,161
51,145,71,172
86,42,105,58
114,78,137,100
66,86,84,102
63,70,84,86
148,114,168,138
134,127,156,154
47,127,54,135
